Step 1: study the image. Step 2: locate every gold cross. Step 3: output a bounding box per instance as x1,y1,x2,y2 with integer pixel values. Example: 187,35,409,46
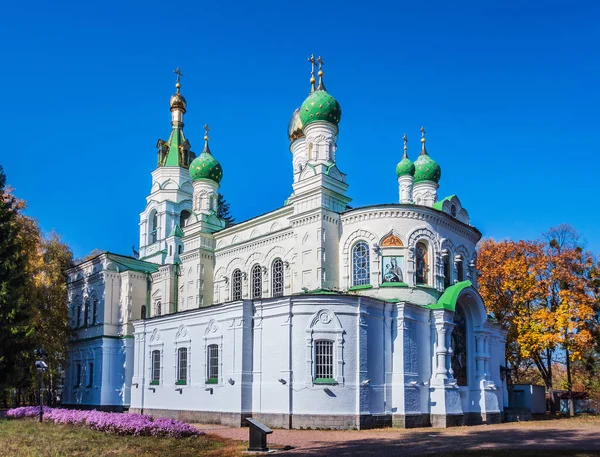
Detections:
204,124,210,141
174,67,183,82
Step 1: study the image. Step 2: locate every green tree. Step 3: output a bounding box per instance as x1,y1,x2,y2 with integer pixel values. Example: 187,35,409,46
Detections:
0,165,34,390
217,194,235,228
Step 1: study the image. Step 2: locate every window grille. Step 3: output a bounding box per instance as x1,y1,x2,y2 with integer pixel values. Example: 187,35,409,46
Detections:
315,340,334,379
251,264,262,299
416,242,428,285
207,344,219,381
232,269,242,301
152,350,160,382
352,242,370,286
178,348,187,382
272,259,284,297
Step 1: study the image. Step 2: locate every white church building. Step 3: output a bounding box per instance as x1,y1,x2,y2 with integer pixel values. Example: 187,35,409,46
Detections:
63,60,507,429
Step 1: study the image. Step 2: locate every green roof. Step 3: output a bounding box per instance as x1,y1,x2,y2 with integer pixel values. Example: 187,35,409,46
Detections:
189,142,223,184
169,223,184,238
428,280,472,311
300,89,342,127
106,253,159,274
414,152,441,183
432,195,456,211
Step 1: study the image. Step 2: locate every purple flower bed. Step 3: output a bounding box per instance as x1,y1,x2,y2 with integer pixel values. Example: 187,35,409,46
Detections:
6,406,202,438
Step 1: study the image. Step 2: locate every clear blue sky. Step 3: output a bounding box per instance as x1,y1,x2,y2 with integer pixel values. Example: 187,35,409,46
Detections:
2,1,599,259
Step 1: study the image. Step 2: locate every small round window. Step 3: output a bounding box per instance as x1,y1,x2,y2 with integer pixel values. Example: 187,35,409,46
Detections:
451,204,457,217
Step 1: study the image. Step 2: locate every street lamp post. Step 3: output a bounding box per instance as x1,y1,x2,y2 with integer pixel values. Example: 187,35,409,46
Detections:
34,348,48,423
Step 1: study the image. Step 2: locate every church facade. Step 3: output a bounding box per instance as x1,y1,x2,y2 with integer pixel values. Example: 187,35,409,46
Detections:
63,61,507,429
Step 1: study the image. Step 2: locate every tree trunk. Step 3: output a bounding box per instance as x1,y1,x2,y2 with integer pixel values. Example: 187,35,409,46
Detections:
565,344,575,417
546,348,557,414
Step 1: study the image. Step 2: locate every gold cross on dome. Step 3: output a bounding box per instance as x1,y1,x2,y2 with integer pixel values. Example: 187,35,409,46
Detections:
174,67,183,82
308,54,317,76
317,56,324,71
420,126,426,137
204,124,210,141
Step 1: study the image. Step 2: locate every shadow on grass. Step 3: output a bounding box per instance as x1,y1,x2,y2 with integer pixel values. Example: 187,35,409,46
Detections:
280,427,600,457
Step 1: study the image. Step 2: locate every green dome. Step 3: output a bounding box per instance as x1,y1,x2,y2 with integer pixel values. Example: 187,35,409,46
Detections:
396,157,415,177
189,150,223,184
299,90,341,127
414,153,441,183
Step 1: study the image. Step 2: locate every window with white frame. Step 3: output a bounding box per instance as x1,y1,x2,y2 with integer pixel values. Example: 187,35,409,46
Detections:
149,211,158,244
232,269,242,301
151,350,160,385
352,241,370,286
251,264,262,299
207,344,219,384
314,340,334,381
272,258,284,297
177,347,187,384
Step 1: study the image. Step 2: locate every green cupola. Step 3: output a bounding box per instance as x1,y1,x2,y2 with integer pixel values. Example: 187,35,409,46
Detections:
189,126,223,184
396,133,415,177
413,127,441,183
299,56,342,127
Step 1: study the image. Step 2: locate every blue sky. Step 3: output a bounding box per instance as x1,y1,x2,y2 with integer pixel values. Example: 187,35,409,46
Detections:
1,1,599,258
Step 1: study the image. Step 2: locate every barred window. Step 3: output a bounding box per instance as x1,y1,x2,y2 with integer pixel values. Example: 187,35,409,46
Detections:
416,242,428,285
272,258,284,297
152,350,160,383
232,269,242,301
352,242,370,286
251,264,262,299
207,344,219,382
177,348,187,383
315,340,334,380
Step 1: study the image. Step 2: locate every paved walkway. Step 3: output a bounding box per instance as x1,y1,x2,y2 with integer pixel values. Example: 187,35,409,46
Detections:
195,418,600,456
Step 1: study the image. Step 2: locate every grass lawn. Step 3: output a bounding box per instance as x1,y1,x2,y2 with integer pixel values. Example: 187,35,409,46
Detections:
0,418,245,457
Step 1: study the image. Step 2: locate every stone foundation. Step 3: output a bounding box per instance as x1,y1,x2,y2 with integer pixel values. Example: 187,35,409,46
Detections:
431,413,465,428
128,408,250,427
392,413,431,428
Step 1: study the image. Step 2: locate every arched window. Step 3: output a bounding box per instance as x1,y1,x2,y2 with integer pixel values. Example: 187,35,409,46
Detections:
416,242,428,285
179,210,191,228
443,255,451,289
149,211,158,244
83,298,90,327
451,304,468,386
207,344,219,383
314,340,334,381
92,297,98,325
232,269,242,301
352,242,370,286
457,257,464,282
76,302,82,328
156,301,162,316
251,264,262,299
141,305,147,319
272,258,284,297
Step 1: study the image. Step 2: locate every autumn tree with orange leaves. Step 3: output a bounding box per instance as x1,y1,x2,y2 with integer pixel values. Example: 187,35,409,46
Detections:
478,225,599,413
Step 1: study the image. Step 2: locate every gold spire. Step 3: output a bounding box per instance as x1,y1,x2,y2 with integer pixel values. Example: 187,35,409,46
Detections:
203,124,211,153
308,54,317,93
402,133,408,159
317,56,326,91
174,67,183,92
420,126,428,155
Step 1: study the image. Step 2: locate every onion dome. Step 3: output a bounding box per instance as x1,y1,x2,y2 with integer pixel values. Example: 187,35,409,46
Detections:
299,56,342,127
396,133,415,177
288,107,304,142
189,126,223,184
170,67,187,112
413,127,441,183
